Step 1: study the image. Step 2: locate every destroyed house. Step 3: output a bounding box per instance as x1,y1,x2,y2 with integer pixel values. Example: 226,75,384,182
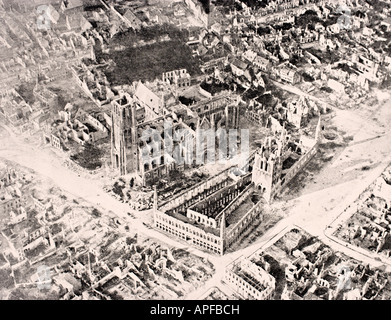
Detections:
224,257,276,300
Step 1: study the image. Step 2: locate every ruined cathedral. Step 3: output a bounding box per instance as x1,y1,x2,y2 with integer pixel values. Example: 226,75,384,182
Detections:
111,76,241,186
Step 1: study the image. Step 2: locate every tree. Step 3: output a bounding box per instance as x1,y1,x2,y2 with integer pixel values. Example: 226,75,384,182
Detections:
70,143,104,170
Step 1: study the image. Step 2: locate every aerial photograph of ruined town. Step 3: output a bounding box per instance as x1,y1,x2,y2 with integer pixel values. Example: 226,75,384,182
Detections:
0,0,391,303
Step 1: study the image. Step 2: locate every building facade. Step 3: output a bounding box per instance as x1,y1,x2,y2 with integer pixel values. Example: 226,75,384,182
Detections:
224,257,276,300
110,82,240,186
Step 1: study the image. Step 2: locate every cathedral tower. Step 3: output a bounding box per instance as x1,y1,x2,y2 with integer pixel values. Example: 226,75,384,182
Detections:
111,93,138,175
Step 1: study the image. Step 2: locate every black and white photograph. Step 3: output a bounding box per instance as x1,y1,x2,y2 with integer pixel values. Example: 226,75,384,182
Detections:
0,0,390,310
